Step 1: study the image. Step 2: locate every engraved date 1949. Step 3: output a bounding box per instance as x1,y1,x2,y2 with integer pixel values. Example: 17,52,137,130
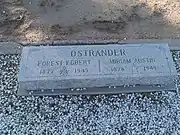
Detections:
143,66,157,71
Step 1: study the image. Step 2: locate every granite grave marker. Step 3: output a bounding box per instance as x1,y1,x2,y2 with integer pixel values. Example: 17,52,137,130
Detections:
18,44,177,95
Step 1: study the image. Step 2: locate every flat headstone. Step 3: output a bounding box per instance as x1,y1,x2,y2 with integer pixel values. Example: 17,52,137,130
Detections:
18,44,177,95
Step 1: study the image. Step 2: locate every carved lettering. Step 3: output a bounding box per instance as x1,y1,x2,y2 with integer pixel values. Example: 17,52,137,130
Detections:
40,68,54,75
70,49,126,57
111,67,125,72
37,60,63,67
144,66,157,71
74,68,88,73
66,60,91,65
134,57,156,64
110,58,131,64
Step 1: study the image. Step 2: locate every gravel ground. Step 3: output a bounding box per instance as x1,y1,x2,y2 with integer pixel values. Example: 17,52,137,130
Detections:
0,51,180,135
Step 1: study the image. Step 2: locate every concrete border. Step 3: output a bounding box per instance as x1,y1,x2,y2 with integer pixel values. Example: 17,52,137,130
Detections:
1,39,180,54
0,42,23,54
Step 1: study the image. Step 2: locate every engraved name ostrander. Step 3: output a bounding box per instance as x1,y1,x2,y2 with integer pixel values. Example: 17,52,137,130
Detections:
70,49,126,57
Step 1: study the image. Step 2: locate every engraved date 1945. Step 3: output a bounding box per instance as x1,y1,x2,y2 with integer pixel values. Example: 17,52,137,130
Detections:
74,68,88,73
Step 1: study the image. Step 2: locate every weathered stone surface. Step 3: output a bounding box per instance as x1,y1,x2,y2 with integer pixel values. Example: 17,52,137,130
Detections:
0,42,22,54
18,44,177,95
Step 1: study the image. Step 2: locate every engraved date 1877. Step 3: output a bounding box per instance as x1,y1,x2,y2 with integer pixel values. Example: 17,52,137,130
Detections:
39,66,69,76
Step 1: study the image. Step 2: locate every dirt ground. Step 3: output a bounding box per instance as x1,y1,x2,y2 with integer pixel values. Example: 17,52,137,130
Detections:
0,0,180,43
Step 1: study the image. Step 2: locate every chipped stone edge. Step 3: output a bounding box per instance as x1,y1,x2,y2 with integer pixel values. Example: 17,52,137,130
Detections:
1,39,180,54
